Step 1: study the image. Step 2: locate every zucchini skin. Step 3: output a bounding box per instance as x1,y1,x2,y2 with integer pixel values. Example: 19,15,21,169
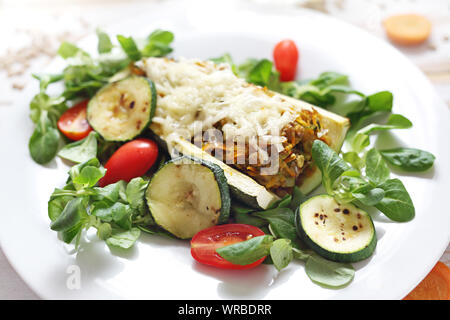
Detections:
147,79,157,122
294,198,377,263
228,185,265,210
87,76,157,142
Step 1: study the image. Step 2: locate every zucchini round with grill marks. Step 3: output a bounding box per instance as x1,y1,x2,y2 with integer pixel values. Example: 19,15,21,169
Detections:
145,156,231,239
87,76,156,141
296,195,377,263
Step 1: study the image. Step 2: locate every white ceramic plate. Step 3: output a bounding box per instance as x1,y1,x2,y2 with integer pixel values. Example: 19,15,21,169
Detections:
1,0,449,300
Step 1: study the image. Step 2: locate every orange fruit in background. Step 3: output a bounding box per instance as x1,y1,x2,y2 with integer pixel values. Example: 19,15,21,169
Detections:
383,14,432,46
403,262,450,300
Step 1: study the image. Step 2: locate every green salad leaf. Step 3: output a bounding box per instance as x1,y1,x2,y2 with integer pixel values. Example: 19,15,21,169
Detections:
209,55,280,90
216,235,273,265
106,227,141,249
374,178,415,222
305,254,355,289
58,131,98,164
311,139,416,222
253,208,297,242
50,198,88,233
142,29,175,57
58,42,89,59
117,35,142,61
96,29,113,54
311,140,352,194
365,148,390,186
47,158,153,249
29,113,61,164
270,239,293,272
28,29,174,165
380,148,435,172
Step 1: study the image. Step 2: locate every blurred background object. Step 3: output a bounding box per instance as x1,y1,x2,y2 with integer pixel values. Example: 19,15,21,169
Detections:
0,0,448,299
1,0,450,103
250,0,450,103
403,261,450,300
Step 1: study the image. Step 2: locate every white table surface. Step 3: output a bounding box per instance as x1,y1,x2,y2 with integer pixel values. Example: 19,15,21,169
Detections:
0,0,449,300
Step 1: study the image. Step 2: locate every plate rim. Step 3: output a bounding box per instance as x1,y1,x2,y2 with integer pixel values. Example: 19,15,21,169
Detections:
1,1,449,300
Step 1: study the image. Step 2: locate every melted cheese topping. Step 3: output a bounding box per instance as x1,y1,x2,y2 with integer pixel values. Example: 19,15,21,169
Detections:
143,57,314,152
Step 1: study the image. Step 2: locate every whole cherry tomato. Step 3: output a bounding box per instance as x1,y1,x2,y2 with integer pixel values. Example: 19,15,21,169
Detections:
273,39,299,82
98,138,159,187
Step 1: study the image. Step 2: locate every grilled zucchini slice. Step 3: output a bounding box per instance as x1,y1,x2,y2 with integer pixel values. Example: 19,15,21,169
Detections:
295,195,377,263
145,156,230,239
87,76,156,141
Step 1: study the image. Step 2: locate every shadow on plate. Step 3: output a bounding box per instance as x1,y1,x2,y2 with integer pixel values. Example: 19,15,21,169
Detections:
192,261,278,299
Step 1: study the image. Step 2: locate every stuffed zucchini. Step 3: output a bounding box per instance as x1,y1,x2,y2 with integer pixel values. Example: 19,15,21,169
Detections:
143,57,349,200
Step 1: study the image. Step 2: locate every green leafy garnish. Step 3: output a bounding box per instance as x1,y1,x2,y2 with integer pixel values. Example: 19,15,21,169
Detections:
28,29,174,165
374,178,415,222
96,29,113,54
226,187,354,287
311,140,415,222
29,113,61,164
270,239,294,272
365,148,390,186
117,35,142,61
142,29,175,57
58,131,98,164
209,55,280,90
58,42,89,59
305,254,355,289
106,228,141,249
380,148,435,172
48,158,152,249
216,235,274,266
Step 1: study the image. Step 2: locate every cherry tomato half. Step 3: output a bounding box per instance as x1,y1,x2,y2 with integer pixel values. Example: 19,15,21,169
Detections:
191,224,266,270
273,39,299,82
57,100,92,141
98,138,159,187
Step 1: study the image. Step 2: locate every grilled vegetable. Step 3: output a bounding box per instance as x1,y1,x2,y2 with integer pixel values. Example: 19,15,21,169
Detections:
145,156,230,239
295,195,377,263
144,57,349,197
87,76,156,141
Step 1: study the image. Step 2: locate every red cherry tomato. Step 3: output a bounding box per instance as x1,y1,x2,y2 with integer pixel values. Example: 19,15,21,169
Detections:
57,100,92,141
98,138,159,187
191,224,267,270
273,39,299,82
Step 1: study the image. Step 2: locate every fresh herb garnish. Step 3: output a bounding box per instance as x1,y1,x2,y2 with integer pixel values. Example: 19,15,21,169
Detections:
380,148,435,172
312,139,416,222
28,29,174,165
227,187,355,288
48,157,154,249
58,131,98,164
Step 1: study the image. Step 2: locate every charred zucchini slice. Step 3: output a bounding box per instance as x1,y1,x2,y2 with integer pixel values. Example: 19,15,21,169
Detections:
296,195,377,262
145,156,230,239
87,76,156,141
